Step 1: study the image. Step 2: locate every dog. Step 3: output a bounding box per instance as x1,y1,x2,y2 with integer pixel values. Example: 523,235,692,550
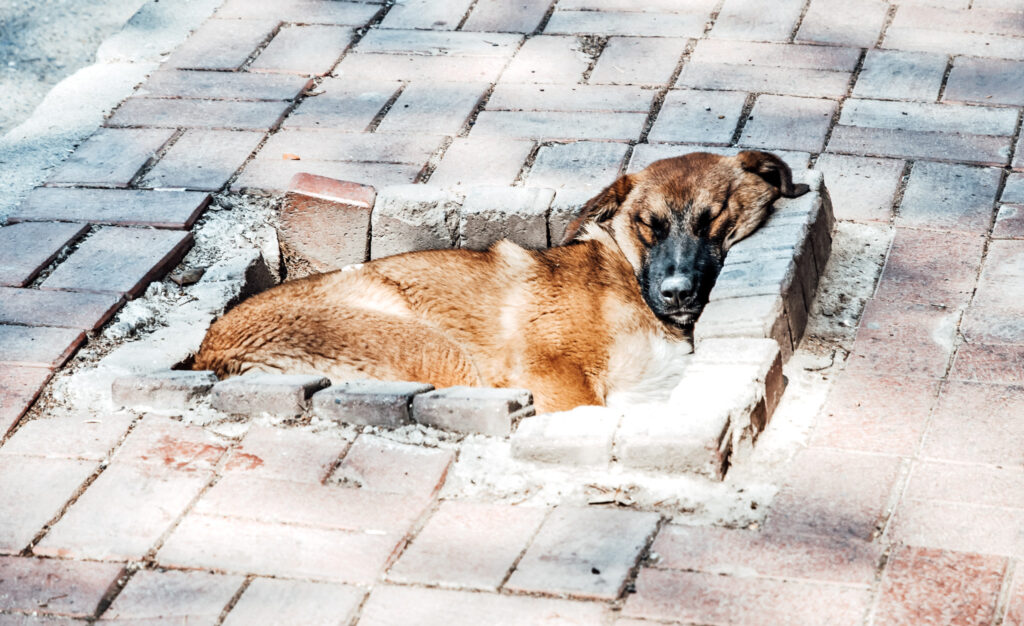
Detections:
193,151,808,413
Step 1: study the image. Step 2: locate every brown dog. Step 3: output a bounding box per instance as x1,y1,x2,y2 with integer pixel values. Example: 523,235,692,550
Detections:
194,151,808,413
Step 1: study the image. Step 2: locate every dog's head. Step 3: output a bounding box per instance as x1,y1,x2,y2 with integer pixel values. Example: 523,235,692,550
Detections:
562,150,809,327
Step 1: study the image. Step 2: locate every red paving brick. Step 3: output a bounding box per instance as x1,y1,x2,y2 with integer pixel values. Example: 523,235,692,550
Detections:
0,556,123,618
950,343,1024,385
221,578,364,626
0,222,88,288
0,288,122,331
222,424,347,483
278,173,375,272
114,415,228,472
1,413,135,461
0,325,85,369
921,381,1024,466
872,546,1007,626
0,456,97,554
100,569,243,624
846,298,960,379
334,435,454,497
873,228,986,307
0,366,53,437
7,188,210,229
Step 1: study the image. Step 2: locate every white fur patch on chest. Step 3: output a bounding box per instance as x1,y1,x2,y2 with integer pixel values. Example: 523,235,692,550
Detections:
605,331,694,407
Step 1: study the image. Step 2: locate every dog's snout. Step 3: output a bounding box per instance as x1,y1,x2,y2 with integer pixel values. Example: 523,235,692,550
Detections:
659,275,694,306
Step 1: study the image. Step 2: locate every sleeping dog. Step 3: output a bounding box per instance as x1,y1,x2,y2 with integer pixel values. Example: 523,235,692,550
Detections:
194,151,808,413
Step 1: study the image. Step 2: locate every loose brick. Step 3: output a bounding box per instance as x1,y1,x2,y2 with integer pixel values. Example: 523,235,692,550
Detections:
796,0,888,47
524,141,629,191
852,49,948,101
283,77,399,131
164,18,279,71
357,585,607,626
210,374,329,416
0,288,120,331
41,227,192,297
278,173,374,274
216,0,381,24
897,162,1001,233
47,128,174,188
370,185,460,258
115,415,228,472
505,506,659,600
0,222,87,287
945,57,1024,106
739,95,837,153
111,370,218,412
0,456,97,554
840,98,1018,137
250,25,354,76
141,129,263,191
994,204,1024,239
462,0,554,33
0,326,85,369
336,53,508,83
412,386,533,436
589,36,689,86
107,98,291,130
694,294,794,362
141,70,311,101
388,501,547,590
311,380,434,427
950,343,1024,384
379,0,476,30
827,125,1011,167
499,35,590,84
8,188,209,229
711,0,804,40
428,137,534,187
232,159,421,192
0,367,52,437
102,569,243,624
814,154,903,222
921,381,1024,466
1009,575,1024,626
459,186,553,250
472,110,646,141
0,556,123,618
846,299,960,379
223,424,347,484
648,90,747,145
512,406,617,466
1,413,135,461
222,578,364,626
333,435,454,497
158,514,403,584
487,83,654,112
376,82,489,135
545,10,708,37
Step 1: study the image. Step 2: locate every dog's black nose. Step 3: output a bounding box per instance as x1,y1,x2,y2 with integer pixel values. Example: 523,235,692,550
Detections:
660,275,693,307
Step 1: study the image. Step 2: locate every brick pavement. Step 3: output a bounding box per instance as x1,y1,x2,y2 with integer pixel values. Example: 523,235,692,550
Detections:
1,0,1024,623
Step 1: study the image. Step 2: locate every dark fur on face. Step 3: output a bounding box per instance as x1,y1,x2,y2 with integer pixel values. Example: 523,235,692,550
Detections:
562,150,810,329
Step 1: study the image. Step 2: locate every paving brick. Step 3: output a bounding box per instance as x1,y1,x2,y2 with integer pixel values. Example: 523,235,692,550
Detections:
312,381,432,427
0,366,52,438
462,0,552,33
283,77,399,131
357,585,607,626
0,288,121,331
102,569,243,624
648,90,746,145
0,326,85,369
873,546,1006,625
250,24,353,76
107,98,291,130
333,435,454,497
950,343,1024,384
388,500,547,590
336,53,509,83
692,39,862,72
0,223,87,288
370,185,460,258
884,25,1024,61
852,49,948,101
500,36,590,84
623,568,873,625
897,162,1001,233
694,294,794,362
589,36,689,86
0,456,96,554
944,57,1024,106
679,63,852,99
210,374,329,416
459,186,553,250
158,514,402,584
8,188,209,229
141,129,263,191
512,406,618,466
377,82,489,135
141,70,310,101
846,298,960,379
796,0,888,47
764,447,902,541
545,10,708,37
811,372,939,455
223,424,347,484
472,110,645,141
1,413,134,461
40,227,192,297
524,141,629,191
47,128,174,188
412,386,533,436
714,0,804,40
1004,173,1024,204
428,137,534,187
164,18,279,71
905,460,1024,509
840,98,1018,137
874,228,985,306
827,125,1012,167
111,370,218,412
35,461,211,560
1010,574,1024,626
488,83,653,113
232,159,421,192
115,415,228,472
261,129,440,164
1016,133,1024,171
0,556,123,618
921,381,1024,466
216,0,381,25
739,95,836,153
222,578,364,626
814,154,903,222
358,29,520,57
889,497,1024,559
380,0,475,30
558,0,717,10
994,204,1024,239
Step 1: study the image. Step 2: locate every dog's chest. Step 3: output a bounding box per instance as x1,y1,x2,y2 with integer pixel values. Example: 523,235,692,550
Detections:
604,331,694,406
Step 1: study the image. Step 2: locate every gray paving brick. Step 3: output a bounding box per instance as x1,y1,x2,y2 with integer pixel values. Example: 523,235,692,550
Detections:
211,374,330,416
648,90,747,145
0,222,87,287
839,99,1018,137
0,325,85,368
103,569,244,624
283,77,401,131
379,0,475,30
233,160,421,192
371,185,460,258
376,82,489,135
1002,173,1024,205
884,25,1024,60
796,0,889,47
852,50,948,102
164,18,279,71
335,53,508,83
357,29,521,57
139,70,312,101
690,39,861,72
141,130,263,191
1015,132,1024,171
677,65,852,99
694,294,794,361
428,137,534,187
739,95,837,153
690,338,785,417
589,36,689,86
47,128,174,188
462,0,552,33
459,186,553,250
827,125,1012,166
223,579,364,626
472,111,645,141
217,0,382,25
525,141,629,191
7,188,210,229
487,83,654,112
250,24,354,76
511,406,618,466
112,370,219,412
545,10,708,37
260,130,441,164
412,386,533,436
107,98,291,130
311,381,434,427
944,57,1024,106
0,288,122,330
814,154,904,222
711,0,804,41
500,35,590,84
898,162,1002,233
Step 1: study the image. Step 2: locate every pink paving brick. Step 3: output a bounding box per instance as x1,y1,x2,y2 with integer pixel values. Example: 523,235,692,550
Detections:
0,326,85,369
278,173,374,273
428,136,534,187
231,159,421,192
357,585,607,626
334,435,454,497
827,125,1012,167
678,63,852,99
106,98,291,130
216,0,382,24
114,415,228,473
388,500,548,590
141,129,263,191
525,141,629,191
944,57,1024,106
335,53,509,83
283,77,399,131
101,569,242,624
814,154,904,223
920,381,1024,466
0,222,88,288
0,288,122,331
846,298,960,379
905,460,1024,509
7,188,210,229
873,546,1007,626
764,447,903,541
0,556,123,618
222,424,347,483
623,568,872,625
1,413,135,461
0,456,96,554
874,228,985,307
462,0,554,33
648,90,747,145
545,9,708,37
0,366,52,437
710,0,804,41
504,506,660,600
40,227,192,297
589,36,689,86
889,498,1024,559
796,0,889,47
375,82,489,135
852,49,948,102
810,372,939,455
250,25,354,76
164,18,279,71
379,0,474,30
140,70,311,102
950,343,1024,385
897,162,1002,234
46,128,174,188
222,578,364,626
739,95,837,153
158,514,403,584
500,35,590,84
357,29,522,57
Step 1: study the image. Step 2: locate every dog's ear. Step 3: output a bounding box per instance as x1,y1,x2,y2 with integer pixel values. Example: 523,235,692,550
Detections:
736,150,809,198
561,174,635,244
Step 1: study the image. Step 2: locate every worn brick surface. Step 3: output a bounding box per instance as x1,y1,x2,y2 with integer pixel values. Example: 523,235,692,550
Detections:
371,185,459,258
0,456,96,554
710,0,804,41
589,36,689,86
0,326,85,369
101,569,243,624
512,406,618,466
897,162,1002,233
111,370,218,411
164,18,279,71
459,186,553,250
874,228,986,306
505,506,659,600
0,288,121,331
0,222,87,287
107,98,291,130
950,343,1024,384
210,374,329,416
648,90,747,145
140,69,311,101
333,435,454,497
413,386,533,436
223,424,346,484
462,0,551,33
524,141,629,191
0,556,123,618
814,154,904,222
47,128,174,188
379,0,475,30
796,0,888,47
428,137,533,187
1,413,134,461
500,35,589,84
740,95,837,153
377,82,488,135
846,298,960,379
141,129,263,191
250,24,353,76
388,500,547,590
890,498,1024,560
921,381,1024,466
223,579,363,626
545,9,708,37
8,188,209,229
852,49,948,101
114,415,227,472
